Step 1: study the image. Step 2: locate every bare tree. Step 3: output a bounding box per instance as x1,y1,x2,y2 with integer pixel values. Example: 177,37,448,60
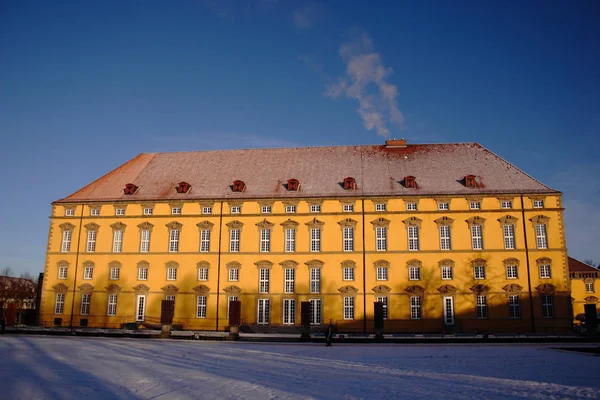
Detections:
583,259,599,268
0,267,14,277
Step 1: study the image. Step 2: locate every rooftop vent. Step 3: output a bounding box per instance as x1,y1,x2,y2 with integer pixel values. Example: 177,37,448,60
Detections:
385,138,407,148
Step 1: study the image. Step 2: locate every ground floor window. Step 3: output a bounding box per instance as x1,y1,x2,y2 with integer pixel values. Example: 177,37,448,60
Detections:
55,293,65,314
197,296,207,318
541,295,554,318
343,297,354,320
508,295,521,319
283,299,296,325
258,299,270,325
80,293,91,316
136,295,146,321
107,294,117,316
310,299,322,325
443,296,454,325
410,296,422,320
476,295,488,319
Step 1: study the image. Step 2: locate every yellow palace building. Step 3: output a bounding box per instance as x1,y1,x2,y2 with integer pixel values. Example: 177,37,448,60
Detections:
40,140,571,333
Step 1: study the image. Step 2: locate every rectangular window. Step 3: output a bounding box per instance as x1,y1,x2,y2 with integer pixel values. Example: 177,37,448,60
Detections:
231,206,241,214
408,226,419,251
80,293,91,316
406,202,417,211
227,296,238,319
61,230,72,252
140,229,151,252
535,224,548,249
474,265,486,280
470,201,481,210
310,299,322,325
171,207,181,215
58,266,68,279
169,230,179,252
377,267,388,281
343,227,354,251
285,205,296,213
310,228,321,252
167,267,177,281
259,268,270,293
375,203,386,211
83,267,93,280
115,208,125,216
310,268,321,293
539,264,551,279
509,295,521,319
438,202,449,211
344,297,354,320
441,265,453,280
503,225,515,250
586,282,595,293
377,297,388,319
310,204,321,213
230,229,240,252
471,225,483,250
343,204,354,212
65,208,75,216
197,296,207,318
343,267,354,281
409,266,420,281
285,229,296,252
198,267,208,281
90,208,100,216
284,268,295,293
143,207,153,215
542,295,554,318
476,295,488,319
410,296,421,320
86,230,96,252
506,265,518,279
136,295,146,321
229,268,239,282
138,267,148,281
444,296,454,325
533,200,544,209
200,229,210,252
376,227,387,251
110,267,120,280
166,295,175,301
283,299,296,325
112,230,123,253
260,229,271,252
501,200,512,209
202,206,212,215
439,225,451,250
55,293,65,314
261,205,272,214
257,299,270,325
107,294,117,316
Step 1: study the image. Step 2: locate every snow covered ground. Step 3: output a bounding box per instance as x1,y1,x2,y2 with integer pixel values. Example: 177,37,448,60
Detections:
1,336,599,400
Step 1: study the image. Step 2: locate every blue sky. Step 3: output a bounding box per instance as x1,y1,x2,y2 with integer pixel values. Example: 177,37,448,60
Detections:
1,0,599,275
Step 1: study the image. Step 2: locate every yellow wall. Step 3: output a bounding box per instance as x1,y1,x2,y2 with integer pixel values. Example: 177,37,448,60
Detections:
40,194,571,333
571,274,599,320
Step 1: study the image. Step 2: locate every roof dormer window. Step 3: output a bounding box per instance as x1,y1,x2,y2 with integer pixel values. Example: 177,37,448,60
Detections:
124,183,138,195
343,177,356,190
287,179,300,191
464,175,480,188
176,181,191,194
403,176,417,189
232,180,246,192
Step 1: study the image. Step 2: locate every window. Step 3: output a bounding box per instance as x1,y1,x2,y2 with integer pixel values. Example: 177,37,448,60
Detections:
61,230,72,252
261,205,272,214
58,265,68,279
476,295,488,319
343,227,354,251
541,295,554,318
231,205,241,214
171,207,181,215
286,205,296,213
136,295,146,321
501,200,512,209
197,296,207,318
110,267,120,280
406,202,417,211
227,296,238,319
283,299,296,325
375,203,386,212
310,204,321,213
410,296,421,320
506,265,518,279
140,229,151,252
343,204,354,212
260,229,271,252
285,229,295,252
310,268,321,293
83,266,93,280
284,268,295,293
200,229,210,252
310,228,321,252
586,282,595,293
474,264,486,280
376,227,387,251
259,269,270,293
55,293,65,314
138,267,148,281
377,267,388,281
166,295,175,301
344,297,354,320
167,267,177,281
409,266,420,281
439,225,451,250
441,265,453,280
90,208,100,216
112,229,123,253
343,267,354,281
198,267,208,281
230,229,240,252
509,295,521,319
408,225,419,251
65,208,75,216
503,225,515,250
257,299,270,325
202,206,212,215
443,297,454,325
376,297,388,319
471,225,483,250
310,299,322,325
169,229,180,252
535,224,548,249
229,268,239,282
470,201,481,210
539,264,551,279
80,293,91,315
533,200,544,209
143,207,153,215
115,208,125,216
107,294,117,316
86,230,97,252
438,202,449,211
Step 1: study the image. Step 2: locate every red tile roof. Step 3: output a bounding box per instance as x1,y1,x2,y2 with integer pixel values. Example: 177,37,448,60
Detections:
568,257,599,273
56,143,559,203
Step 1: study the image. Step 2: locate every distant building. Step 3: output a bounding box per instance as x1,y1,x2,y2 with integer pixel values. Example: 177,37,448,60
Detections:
568,257,599,320
0,276,37,325
40,139,570,333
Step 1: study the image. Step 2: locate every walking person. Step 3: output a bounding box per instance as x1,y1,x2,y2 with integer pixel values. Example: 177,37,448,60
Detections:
325,321,334,347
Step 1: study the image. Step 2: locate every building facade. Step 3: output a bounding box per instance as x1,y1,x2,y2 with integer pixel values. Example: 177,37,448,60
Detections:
40,140,571,333
568,257,599,320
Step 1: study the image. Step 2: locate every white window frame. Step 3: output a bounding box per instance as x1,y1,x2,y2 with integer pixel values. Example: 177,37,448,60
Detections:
112,229,123,253
439,225,451,251
80,293,91,316
230,229,240,252
65,208,75,217
541,294,554,318
171,207,182,215
58,265,68,279
343,267,354,281
409,266,420,281
169,229,180,252
343,296,354,320
90,208,100,216
231,205,241,214
136,295,146,321
115,208,125,216
474,265,486,280
55,293,65,314
167,267,177,281
310,298,322,325
501,200,512,209
143,207,153,215
408,225,419,251
375,203,386,212
533,200,544,209
198,267,209,281
284,268,295,293
535,224,548,249
260,229,271,252
310,228,321,252
310,204,321,213
202,206,212,215
376,296,388,319
259,268,270,293
343,204,354,212
503,225,515,250
166,295,175,301
261,205,272,214
410,296,421,320
310,268,321,294
107,294,117,316
61,230,72,253
140,229,151,253
138,267,148,281
476,295,488,319
86,230,97,253
285,205,296,214
376,227,387,251
470,201,481,210
343,227,354,251
509,295,521,319
539,264,551,279
228,268,239,282
506,265,518,279
257,299,270,325
406,202,417,211
83,266,93,280
285,228,295,252
441,265,453,280
376,267,388,281
283,299,296,325
200,229,210,252
438,202,449,211
197,296,207,318
471,225,483,250
443,296,454,325
110,267,120,280
586,282,594,293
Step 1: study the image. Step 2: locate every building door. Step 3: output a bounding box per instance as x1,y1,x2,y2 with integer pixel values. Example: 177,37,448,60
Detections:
136,295,146,322
443,296,454,325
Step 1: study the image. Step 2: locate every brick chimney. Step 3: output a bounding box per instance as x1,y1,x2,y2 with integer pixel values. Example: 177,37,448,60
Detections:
385,138,407,148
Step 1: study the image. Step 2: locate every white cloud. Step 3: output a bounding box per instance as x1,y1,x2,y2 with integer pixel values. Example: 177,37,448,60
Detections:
326,33,404,137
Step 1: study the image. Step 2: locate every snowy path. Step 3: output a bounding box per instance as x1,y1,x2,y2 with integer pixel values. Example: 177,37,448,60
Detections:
0,336,599,400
